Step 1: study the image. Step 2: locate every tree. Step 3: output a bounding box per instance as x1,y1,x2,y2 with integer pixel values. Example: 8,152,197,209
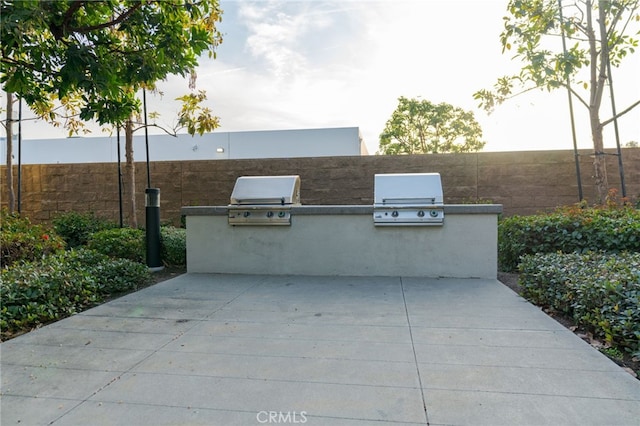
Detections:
3,92,15,213
116,87,219,228
378,97,485,155
474,0,640,202
1,0,223,225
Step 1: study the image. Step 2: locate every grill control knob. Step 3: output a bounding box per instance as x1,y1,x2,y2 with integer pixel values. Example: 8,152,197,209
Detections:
417,210,425,217
266,211,274,218
243,211,251,218
429,210,439,218
391,211,399,217
278,211,286,218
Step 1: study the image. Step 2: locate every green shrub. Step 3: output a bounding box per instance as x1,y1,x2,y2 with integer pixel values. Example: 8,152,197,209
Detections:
519,251,640,355
65,248,151,294
499,205,640,272
52,211,116,248
161,226,186,267
87,227,145,263
1,251,100,334
0,248,150,337
1,210,65,268
96,258,151,293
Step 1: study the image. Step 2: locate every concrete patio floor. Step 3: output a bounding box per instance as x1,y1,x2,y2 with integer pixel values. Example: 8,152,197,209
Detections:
1,273,639,425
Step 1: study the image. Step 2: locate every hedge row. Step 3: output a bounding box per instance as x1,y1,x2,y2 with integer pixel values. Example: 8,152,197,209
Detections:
1,210,187,339
54,211,186,267
1,211,66,268
84,226,186,267
0,248,150,337
519,251,640,355
52,211,117,248
3,210,186,269
499,205,640,272
88,227,147,263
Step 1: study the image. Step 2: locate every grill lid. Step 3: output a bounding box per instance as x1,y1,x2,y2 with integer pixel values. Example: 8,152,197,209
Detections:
229,175,301,206
228,175,300,226
373,173,444,226
374,173,443,206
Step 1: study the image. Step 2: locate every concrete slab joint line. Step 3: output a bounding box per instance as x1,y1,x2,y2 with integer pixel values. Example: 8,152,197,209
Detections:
401,276,430,425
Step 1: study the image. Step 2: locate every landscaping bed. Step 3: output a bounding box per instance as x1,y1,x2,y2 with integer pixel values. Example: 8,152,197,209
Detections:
497,194,640,379
498,270,639,379
1,210,186,341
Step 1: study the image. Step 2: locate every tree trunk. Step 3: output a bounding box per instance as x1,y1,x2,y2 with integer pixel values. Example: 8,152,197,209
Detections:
590,114,608,204
588,0,609,203
5,92,15,214
125,118,138,228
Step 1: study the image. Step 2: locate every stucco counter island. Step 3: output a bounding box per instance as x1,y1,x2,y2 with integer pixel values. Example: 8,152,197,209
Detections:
181,204,502,279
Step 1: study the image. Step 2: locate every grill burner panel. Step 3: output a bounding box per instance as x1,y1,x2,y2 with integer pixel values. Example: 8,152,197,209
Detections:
373,173,444,226
228,175,300,226
228,207,292,225
374,207,444,225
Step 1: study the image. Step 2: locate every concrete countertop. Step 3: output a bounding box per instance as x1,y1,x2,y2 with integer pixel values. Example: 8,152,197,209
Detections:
181,204,503,216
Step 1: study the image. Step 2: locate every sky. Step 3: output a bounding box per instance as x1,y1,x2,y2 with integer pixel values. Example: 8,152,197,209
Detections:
6,0,640,154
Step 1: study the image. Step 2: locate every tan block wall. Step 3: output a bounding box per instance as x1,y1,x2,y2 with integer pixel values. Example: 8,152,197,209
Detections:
2,148,638,226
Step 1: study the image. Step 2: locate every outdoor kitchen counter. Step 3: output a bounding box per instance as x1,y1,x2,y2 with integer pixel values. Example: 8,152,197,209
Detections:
182,204,503,215
181,204,503,279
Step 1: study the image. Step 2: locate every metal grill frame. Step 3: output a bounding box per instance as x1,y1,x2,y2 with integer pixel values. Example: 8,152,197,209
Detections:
373,173,444,226
228,175,301,226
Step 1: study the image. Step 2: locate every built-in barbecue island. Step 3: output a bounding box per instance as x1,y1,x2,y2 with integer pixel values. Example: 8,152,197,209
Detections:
181,174,502,279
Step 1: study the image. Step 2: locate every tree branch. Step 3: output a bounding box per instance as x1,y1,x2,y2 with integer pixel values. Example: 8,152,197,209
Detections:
0,57,59,79
62,1,86,33
592,2,609,112
606,0,637,40
601,99,640,127
131,122,179,137
66,2,144,34
567,85,590,109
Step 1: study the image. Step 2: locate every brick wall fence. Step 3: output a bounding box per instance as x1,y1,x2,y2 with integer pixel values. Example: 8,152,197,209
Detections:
1,148,638,226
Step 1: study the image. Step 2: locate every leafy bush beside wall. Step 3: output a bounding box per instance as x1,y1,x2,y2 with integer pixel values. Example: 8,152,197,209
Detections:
1,210,65,268
499,205,640,272
87,228,146,263
161,226,186,267
85,225,187,267
0,248,150,337
519,251,640,355
52,211,117,248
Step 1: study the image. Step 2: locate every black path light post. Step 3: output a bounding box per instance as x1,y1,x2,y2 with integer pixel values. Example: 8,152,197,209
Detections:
145,188,163,271
141,89,163,271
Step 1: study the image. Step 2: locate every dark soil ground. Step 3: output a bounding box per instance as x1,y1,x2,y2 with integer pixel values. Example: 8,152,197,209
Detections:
498,272,639,380
148,265,187,285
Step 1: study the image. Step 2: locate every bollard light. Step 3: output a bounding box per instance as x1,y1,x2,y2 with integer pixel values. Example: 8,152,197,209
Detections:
145,188,163,271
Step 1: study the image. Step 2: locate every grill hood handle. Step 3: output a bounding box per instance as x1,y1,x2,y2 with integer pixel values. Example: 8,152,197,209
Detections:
230,197,289,206
381,197,436,204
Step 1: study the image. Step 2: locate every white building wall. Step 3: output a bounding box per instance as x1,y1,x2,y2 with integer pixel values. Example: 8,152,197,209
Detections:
1,127,365,165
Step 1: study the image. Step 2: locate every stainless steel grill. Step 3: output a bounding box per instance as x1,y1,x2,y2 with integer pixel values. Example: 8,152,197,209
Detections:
228,175,301,225
373,173,444,226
